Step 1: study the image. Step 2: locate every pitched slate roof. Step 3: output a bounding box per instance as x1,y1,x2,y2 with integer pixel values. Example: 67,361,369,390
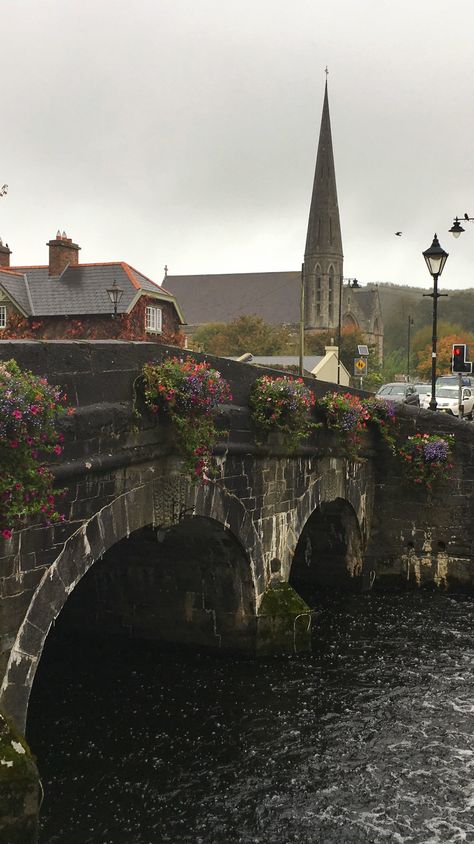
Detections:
165,271,301,326
0,263,184,321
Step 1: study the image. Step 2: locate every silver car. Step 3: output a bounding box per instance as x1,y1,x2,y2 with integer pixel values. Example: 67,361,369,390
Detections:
375,383,423,405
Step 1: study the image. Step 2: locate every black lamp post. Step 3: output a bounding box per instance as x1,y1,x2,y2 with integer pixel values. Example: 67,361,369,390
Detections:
422,234,449,411
106,280,124,318
407,315,414,382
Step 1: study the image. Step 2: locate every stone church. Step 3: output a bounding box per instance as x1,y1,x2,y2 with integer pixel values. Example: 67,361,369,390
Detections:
165,81,383,358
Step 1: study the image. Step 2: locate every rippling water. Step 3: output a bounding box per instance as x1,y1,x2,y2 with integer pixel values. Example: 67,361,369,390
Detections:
28,592,474,844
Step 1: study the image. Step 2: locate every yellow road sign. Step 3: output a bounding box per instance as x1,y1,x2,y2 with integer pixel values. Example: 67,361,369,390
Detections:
354,357,367,375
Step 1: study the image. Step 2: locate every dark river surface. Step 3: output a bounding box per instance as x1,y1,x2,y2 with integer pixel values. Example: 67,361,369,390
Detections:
28,592,474,844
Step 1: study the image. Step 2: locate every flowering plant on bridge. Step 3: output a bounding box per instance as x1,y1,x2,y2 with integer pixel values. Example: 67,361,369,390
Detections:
317,392,370,457
397,432,454,490
362,397,397,453
0,359,72,538
141,357,232,482
249,375,316,451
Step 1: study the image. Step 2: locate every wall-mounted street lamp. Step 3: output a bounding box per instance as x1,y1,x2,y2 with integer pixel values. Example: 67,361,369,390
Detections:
422,234,449,411
449,213,474,238
407,315,414,382
106,279,124,318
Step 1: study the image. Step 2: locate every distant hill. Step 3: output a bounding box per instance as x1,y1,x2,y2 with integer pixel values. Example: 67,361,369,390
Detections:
367,282,474,353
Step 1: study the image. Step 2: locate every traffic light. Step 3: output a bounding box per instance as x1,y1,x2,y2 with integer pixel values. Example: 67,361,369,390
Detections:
452,344,472,373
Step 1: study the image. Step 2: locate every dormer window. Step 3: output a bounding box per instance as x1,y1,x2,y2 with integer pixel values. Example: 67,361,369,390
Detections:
145,305,162,334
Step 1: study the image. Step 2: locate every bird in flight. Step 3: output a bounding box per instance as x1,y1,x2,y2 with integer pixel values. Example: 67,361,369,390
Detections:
395,231,402,236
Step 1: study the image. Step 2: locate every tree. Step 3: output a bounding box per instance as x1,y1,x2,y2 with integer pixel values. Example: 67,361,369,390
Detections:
415,332,474,380
191,315,295,356
305,326,374,372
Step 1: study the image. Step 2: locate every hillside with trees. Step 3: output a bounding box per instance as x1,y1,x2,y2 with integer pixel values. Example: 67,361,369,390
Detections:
371,283,474,383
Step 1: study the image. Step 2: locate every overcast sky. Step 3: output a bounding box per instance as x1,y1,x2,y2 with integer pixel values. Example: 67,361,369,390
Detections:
2,0,474,291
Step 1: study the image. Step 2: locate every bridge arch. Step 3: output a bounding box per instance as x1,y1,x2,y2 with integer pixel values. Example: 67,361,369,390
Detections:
289,497,364,602
0,473,261,733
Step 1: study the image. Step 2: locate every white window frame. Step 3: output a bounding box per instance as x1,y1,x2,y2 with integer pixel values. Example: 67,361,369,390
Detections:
0,304,6,329
145,305,162,334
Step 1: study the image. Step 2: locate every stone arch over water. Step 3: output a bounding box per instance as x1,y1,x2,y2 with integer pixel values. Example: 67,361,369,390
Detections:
289,497,364,603
0,473,260,733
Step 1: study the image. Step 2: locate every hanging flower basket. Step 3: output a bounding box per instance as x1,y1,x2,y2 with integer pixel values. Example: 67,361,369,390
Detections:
249,375,316,451
397,432,454,490
0,359,73,538
317,391,370,458
141,357,232,482
361,396,398,453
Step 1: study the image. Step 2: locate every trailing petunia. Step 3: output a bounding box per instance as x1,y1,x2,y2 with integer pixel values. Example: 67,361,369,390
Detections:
141,357,232,482
397,432,454,490
317,391,370,458
249,375,316,451
0,360,72,537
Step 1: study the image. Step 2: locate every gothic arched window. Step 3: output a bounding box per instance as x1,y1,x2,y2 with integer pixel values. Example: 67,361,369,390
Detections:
315,265,322,318
328,265,334,321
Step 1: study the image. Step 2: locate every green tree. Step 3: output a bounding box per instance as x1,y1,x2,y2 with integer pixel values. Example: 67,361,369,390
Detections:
305,326,373,372
191,315,295,356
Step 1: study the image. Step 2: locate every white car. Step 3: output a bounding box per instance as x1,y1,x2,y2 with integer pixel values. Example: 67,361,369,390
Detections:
420,385,474,419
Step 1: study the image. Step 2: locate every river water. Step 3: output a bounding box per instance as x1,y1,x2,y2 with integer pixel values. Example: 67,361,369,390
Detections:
28,591,474,844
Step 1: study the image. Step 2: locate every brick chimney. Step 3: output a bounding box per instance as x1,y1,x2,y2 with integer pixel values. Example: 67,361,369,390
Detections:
0,238,11,268
47,230,81,276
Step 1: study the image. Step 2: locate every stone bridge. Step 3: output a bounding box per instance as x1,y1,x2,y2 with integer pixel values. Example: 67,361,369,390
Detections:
0,341,473,840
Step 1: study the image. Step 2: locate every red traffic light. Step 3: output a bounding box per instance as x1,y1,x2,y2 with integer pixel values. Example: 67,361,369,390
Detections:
452,344,467,372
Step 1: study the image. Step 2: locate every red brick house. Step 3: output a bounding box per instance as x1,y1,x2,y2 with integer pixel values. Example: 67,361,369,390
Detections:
0,232,185,344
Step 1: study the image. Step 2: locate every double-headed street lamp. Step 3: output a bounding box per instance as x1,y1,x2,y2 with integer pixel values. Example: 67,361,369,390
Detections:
449,213,474,238
422,234,449,411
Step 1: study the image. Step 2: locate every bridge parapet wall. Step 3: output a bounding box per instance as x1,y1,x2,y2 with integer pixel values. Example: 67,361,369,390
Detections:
366,405,474,590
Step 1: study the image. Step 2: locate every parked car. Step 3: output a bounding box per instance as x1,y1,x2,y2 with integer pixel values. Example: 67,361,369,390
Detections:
375,383,426,405
419,385,474,419
436,375,473,388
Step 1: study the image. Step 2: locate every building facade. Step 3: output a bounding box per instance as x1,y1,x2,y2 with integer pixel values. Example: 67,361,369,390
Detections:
0,232,185,345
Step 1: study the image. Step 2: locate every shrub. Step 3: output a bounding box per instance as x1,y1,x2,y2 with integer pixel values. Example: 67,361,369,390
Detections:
141,357,232,482
0,360,72,538
249,375,316,451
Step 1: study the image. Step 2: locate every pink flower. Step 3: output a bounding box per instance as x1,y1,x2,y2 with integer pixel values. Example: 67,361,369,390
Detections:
9,440,19,449
1,529,12,540
30,404,40,415
12,410,22,420
53,444,62,455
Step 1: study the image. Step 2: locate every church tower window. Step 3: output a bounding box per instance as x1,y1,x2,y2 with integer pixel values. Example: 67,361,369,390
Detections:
328,266,334,322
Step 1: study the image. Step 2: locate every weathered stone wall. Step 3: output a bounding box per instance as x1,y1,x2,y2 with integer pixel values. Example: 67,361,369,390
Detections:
365,405,474,591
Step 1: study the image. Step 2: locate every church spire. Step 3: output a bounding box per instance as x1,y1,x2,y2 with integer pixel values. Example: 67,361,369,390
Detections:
304,78,343,329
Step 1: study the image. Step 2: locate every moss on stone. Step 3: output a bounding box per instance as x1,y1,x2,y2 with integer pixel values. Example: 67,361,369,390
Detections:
258,581,310,618
257,582,312,655
0,710,39,844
